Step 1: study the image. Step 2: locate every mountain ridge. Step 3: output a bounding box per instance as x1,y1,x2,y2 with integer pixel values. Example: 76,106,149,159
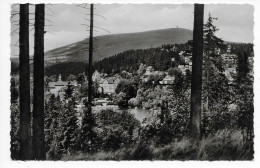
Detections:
11,28,193,65
44,28,193,65
10,28,251,65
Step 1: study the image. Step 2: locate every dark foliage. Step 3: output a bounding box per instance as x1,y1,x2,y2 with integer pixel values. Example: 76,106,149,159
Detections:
96,109,140,151
235,47,254,157
94,45,182,75
44,43,188,78
44,95,64,159
80,109,101,153
64,84,74,99
45,62,88,80
115,80,137,108
60,100,80,153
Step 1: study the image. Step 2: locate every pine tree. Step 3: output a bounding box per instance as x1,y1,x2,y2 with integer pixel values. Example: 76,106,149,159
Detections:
64,83,74,99
236,51,250,85
60,100,79,154
87,3,94,111
236,49,253,157
203,13,224,59
201,14,235,135
33,4,45,160
190,4,204,140
80,108,100,153
19,3,32,160
203,13,225,113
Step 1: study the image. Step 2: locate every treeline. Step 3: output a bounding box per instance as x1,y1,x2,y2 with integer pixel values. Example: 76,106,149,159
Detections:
11,43,253,79
229,43,253,55
45,62,88,80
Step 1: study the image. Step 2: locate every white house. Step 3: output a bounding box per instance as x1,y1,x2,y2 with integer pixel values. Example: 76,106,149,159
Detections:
99,76,121,94
159,75,175,85
48,74,68,97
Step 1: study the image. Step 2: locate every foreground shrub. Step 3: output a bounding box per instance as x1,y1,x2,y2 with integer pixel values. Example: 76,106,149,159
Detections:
96,109,141,151
153,138,198,160
63,129,252,160
198,129,251,160
140,106,189,146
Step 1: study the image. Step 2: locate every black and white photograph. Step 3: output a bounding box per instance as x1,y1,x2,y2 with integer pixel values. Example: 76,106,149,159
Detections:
0,0,259,166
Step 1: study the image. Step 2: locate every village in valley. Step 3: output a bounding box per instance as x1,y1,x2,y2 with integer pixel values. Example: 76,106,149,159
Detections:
45,43,245,101
37,41,252,125
9,3,254,161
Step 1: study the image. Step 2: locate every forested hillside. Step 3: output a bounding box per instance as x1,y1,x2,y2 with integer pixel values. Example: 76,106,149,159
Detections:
44,44,188,78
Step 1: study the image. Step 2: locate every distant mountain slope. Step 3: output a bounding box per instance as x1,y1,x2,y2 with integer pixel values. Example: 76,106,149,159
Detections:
43,28,193,65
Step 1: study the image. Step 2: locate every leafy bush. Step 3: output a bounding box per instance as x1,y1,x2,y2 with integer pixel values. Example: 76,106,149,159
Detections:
198,129,251,160
63,129,252,160
202,110,238,136
153,138,197,160
96,109,141,151
140,111,189,145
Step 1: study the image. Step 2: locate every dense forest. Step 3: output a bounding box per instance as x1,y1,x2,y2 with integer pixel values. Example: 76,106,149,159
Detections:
94,44,183,74
44,44,184,78
45,62,87,81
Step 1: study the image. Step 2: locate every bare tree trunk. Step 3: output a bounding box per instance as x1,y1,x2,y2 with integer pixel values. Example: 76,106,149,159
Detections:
19,3,32,160
190,4,204,140
87,4,94,115
33,4,45,160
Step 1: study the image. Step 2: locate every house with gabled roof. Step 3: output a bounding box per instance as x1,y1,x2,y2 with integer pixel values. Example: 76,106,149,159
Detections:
99,76,121,94
48,74,68,97
142,66,155,82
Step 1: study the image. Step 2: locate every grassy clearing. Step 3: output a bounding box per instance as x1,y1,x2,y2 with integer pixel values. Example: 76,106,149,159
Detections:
62,129,253,161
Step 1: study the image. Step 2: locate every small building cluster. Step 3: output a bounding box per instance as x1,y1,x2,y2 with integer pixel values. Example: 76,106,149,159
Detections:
92,70,121,95
48,74,77,100
141,66,175,85
141,66,166,83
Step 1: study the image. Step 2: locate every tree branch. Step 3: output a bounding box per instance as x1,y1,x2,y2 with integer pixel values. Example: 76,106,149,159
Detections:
11,20,19,23
46,6,55,14
11,13,19,18
11,28,19,35
45,18,53,23
94,14,107,20
45,31,56,35
93,26,110,34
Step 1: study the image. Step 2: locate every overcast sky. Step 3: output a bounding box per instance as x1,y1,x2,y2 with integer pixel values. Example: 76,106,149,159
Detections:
10,4,254,57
